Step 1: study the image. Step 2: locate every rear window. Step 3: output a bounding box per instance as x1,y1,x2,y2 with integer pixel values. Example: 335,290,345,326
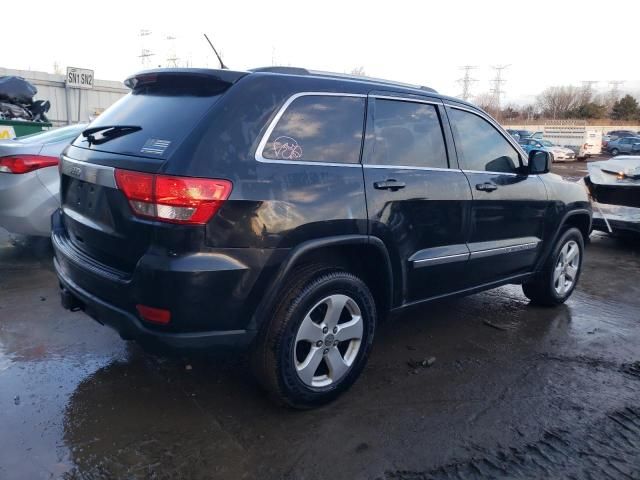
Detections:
261,95,365,164
72,75,226,159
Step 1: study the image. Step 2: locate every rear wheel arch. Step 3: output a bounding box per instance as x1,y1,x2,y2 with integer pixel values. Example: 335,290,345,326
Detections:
248,236,396,332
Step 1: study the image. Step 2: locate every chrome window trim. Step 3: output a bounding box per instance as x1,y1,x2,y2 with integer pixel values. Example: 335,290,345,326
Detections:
463,169,518,177
255,91,367,167
370,94,441,106
60,155,116,188
364,164,457,172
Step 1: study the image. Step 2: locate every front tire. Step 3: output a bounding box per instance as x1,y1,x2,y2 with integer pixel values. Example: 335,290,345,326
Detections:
610,148,619,156
252,265,376,409
523,228,584,306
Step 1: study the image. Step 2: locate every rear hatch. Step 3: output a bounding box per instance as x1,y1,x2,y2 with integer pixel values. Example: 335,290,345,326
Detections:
59,69,246,273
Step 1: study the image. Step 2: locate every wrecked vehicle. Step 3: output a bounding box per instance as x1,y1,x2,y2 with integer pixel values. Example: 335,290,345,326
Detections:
0,76,51,123
583,157,640,236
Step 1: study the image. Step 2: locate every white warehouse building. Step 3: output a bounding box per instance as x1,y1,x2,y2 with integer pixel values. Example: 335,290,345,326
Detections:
0,67,129,126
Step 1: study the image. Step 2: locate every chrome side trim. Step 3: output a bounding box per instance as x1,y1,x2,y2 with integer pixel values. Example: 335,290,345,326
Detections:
409,243,471,268
255,91,366,167
413,252,469,267
469,237,541,260
60,155,117,188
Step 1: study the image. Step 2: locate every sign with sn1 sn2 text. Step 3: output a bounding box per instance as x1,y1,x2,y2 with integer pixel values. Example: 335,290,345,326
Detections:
66,67,94,89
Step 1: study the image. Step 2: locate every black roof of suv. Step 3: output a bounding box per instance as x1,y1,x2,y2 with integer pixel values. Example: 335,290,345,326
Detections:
54,67,592,408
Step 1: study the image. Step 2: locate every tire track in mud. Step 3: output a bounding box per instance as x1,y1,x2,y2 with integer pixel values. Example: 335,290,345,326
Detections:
384,406,640,480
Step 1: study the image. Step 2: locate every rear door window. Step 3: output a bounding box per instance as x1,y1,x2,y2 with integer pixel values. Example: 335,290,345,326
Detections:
367,99,448,168
72,74,227,160
260,95,365,164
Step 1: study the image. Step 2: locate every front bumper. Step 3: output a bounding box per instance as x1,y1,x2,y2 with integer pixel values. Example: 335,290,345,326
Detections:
592,203,640,235
553,152,576,161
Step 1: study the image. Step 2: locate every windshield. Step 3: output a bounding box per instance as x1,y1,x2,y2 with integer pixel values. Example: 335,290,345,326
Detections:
540,140,554,147
15,124,87,144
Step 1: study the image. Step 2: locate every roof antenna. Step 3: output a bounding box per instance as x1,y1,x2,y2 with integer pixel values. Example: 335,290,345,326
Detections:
203,33,227,69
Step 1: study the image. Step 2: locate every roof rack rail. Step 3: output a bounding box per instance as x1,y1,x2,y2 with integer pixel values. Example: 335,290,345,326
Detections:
249,66,437,94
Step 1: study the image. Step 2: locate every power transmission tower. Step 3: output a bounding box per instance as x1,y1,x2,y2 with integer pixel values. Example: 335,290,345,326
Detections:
608,80,624,99
138,29,154,67
457,65,477,101
489,64,510,111
165,34,179,67
581,80,598,102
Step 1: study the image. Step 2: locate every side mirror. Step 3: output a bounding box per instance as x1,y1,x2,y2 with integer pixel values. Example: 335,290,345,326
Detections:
528,149,550,174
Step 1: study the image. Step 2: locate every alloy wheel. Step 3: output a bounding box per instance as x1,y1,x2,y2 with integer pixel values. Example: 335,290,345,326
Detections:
293,294,363,388
553,240,580,296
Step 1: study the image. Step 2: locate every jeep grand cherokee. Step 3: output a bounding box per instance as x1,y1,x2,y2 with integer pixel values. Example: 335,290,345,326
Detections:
53,67,591,408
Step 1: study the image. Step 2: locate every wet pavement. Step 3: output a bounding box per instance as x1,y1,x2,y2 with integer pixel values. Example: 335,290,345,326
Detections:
1,224,640,479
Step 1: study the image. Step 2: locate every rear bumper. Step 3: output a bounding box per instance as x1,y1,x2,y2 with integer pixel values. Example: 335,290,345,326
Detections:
55,259,255,350
50,209,278,350
0,169,58,236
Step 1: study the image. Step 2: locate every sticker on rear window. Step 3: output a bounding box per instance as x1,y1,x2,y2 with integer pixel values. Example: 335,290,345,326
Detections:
141,138,171,155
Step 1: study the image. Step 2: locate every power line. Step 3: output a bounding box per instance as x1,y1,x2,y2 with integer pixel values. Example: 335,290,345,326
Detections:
489,64,510,110
457,65,477,101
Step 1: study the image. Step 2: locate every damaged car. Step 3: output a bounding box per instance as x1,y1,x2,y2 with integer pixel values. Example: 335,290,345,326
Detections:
583,157,640,237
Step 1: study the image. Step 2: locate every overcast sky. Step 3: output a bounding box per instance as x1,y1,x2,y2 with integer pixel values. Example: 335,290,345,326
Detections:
6,0,640,105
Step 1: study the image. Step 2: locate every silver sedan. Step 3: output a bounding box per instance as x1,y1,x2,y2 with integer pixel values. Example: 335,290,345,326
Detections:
0,124,86,236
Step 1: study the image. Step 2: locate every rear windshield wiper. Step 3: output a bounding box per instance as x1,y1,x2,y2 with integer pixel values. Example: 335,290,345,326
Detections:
81,125,142,146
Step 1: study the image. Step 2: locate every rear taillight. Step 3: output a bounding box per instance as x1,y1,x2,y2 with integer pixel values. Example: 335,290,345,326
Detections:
0,155,59,174
114,169,232,225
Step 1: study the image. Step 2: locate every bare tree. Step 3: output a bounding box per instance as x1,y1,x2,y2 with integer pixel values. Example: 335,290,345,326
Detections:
536,86,582,119
474,92,499,117
350,66,366,76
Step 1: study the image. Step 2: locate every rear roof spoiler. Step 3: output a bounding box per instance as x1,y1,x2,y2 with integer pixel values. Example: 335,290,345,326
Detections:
124,68,248,89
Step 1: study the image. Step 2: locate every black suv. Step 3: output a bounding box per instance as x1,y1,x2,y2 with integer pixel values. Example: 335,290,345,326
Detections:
53,67,591,408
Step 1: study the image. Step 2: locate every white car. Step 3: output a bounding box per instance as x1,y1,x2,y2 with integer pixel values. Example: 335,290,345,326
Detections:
520,138,576,162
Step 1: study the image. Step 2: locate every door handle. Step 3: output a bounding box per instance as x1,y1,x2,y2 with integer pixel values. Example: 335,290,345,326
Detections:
374,179,406,191
475,182,498,192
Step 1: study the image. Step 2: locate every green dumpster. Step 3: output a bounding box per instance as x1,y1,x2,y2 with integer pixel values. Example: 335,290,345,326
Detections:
0,119,51,140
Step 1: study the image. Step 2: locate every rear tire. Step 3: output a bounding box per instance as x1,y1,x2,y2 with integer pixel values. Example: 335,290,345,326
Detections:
522,228,584,307
252,264,376,409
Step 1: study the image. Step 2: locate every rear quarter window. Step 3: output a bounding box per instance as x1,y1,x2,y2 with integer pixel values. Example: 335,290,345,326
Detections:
260,95,365,164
